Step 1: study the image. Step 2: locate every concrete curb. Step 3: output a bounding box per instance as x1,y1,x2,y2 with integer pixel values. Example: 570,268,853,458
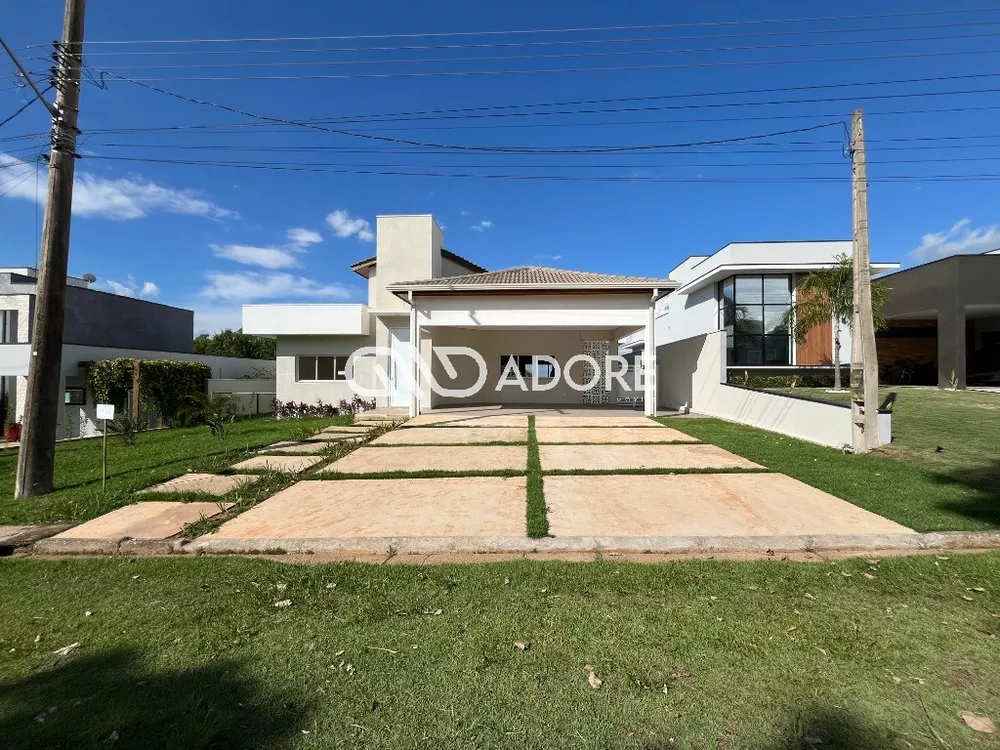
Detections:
183,530,1000,556
0,524,71,551
33,536,187,556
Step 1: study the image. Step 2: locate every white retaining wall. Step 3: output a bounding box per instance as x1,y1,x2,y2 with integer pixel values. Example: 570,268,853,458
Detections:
658,331,890,449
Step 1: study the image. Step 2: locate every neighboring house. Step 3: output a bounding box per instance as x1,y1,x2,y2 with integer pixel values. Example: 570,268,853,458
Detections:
625,241,899,381
0,268,273,438
244,214,675,416
878,251,1000,388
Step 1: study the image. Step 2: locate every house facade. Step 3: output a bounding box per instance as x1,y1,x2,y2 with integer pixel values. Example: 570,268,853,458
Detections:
0,268,272,438
244,215,675,416
627,241,899,385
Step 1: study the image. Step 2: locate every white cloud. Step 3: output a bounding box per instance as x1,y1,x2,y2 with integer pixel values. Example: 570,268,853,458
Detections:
326,209,374,242
532,254,563,262
199,271,355,303
472,220,493,232
210,243,300,270
191,304,243,335
460,210,471,217
0,152,238,221
98,275,160,298
286,227,323,249
912,218,1000,261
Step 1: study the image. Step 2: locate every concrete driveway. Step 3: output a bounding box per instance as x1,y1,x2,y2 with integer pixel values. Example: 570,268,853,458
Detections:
201,406,914,550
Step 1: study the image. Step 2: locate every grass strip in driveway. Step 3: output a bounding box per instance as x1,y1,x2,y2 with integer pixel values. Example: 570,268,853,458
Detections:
663,416,999,532
2,554,999,749
542,467,771,477
526,415,549,538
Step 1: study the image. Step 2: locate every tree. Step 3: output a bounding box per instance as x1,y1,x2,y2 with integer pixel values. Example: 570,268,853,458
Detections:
178,392,236,439
782,255,891,391
193,329,275,360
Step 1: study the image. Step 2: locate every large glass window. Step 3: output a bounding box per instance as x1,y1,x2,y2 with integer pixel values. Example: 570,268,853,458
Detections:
719,275,792,366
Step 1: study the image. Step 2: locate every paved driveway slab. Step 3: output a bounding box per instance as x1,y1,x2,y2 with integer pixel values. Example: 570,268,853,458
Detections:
406,414,528,427
546,474,914,536
231,455,325,473
539,443,761,471
536,426,695,444
139,473,260,495
209,477,528,539
534,416,662,427
323,445,526,474
371,426,527,445
50,501,229,541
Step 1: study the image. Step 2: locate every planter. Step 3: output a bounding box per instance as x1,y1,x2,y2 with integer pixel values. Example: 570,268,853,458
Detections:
4,423,21,442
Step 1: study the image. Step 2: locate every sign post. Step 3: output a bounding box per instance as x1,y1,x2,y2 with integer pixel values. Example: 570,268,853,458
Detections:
96,404,114,490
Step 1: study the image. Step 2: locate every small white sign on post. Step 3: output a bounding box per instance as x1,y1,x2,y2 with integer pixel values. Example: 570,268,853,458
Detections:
96,404,115,491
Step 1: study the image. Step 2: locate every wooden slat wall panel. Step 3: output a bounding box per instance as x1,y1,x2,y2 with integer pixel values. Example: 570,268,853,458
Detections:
794,273,833,365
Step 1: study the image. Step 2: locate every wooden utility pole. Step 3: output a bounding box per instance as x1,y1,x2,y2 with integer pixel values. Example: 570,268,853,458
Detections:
849,109,881,453
14,0,87,498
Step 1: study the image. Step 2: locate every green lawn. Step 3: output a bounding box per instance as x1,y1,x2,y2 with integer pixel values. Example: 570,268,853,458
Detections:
0,417,348,526
665,388,1000,532
1,554,998,749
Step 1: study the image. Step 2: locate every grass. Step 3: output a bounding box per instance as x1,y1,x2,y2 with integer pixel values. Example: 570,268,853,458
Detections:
662,388,1000,531
0,416,350,526
2,554,999,749
526,416,549,538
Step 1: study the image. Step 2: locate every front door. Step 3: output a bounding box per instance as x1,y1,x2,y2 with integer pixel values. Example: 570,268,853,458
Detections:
389,327,411,407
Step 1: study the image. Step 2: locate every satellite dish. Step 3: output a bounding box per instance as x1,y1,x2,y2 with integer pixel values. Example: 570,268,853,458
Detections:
82,273,97,283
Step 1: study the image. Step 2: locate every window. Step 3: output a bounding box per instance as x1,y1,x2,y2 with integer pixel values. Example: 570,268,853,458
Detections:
64,387,86,405
500,355,556,379
719,275,792,366
298,355,349,381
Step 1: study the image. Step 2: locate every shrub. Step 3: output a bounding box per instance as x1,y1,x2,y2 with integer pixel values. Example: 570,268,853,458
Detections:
727,372,837,389
109,412,146,446
179,392,237,439
84,358,211,425
338,395,375,415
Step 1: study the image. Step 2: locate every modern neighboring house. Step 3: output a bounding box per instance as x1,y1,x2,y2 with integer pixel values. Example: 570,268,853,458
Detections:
878,251,1000,388
624,241,899,383
244,214,675,416
0,267,272,438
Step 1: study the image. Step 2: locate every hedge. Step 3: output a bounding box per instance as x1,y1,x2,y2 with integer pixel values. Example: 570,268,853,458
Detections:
726,371,837,389
84,358,212,424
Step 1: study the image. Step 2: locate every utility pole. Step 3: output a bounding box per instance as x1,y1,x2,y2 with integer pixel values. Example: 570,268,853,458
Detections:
849,109,881,453
14,0,87,498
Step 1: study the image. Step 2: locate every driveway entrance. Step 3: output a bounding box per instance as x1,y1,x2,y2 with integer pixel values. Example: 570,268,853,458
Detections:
205,406,914,549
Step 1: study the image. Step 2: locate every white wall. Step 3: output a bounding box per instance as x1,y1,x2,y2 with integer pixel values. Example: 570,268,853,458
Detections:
416,293,649,329
274,333,375,407
658,331,887,449
243,304,369,336
372,215,441,311
208,378,276,415
655,283,718,347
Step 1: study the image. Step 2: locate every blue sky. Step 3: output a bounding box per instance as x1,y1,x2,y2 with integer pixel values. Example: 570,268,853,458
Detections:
2,1,998,332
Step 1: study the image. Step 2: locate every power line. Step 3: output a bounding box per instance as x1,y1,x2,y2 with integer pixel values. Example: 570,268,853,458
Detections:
71,30,1000,71
78,154,1000,183
0,91,48,128
70,18,1000,57
94,67,845,154
73,7,1000,45
94,47,1000,81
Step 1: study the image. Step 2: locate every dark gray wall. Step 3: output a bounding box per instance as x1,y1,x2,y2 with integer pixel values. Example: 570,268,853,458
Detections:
63,286,193,352
882,255,1000,316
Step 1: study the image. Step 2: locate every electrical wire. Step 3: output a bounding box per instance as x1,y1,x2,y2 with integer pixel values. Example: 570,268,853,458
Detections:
93,67,845,154
73,7,1000,45
71,18,1000,57
96,47,1000,81
73,30,1000,71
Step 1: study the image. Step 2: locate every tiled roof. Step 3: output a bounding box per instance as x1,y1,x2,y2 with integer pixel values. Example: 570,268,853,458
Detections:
387,265,677,289
350,248,486,277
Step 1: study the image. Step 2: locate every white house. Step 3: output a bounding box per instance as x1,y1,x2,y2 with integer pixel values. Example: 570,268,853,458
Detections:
0,268,272,438
243,216,903,448
244,215,675,416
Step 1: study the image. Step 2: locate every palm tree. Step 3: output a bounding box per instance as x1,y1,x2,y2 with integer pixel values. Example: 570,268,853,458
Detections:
178,392,237,439
782,254,891,391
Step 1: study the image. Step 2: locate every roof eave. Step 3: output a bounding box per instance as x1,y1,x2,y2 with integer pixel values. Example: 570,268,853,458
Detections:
387,281,679,295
